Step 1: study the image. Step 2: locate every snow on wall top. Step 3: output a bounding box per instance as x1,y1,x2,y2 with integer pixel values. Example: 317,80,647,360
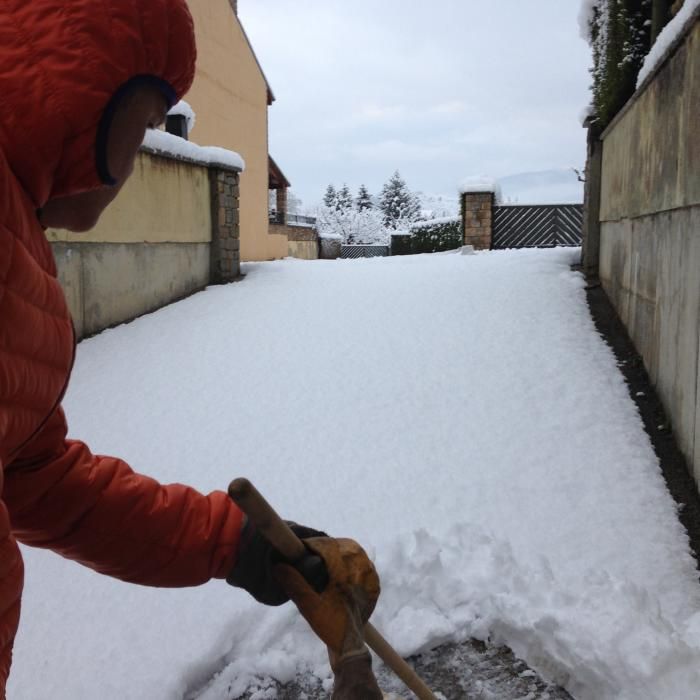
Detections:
637,0,700,88
458,176,498,194
167,100,196,134
141,129,245,172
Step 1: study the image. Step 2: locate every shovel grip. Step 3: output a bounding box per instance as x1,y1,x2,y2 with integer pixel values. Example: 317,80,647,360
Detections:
228,478,307,562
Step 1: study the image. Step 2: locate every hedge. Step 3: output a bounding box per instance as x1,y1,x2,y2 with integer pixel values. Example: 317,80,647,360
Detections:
391,217,462,255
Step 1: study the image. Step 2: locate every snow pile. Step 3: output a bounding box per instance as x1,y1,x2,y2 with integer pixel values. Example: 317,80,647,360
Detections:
142,129,245,171
10,249,700,700
168,100,196,134
637,0,700,87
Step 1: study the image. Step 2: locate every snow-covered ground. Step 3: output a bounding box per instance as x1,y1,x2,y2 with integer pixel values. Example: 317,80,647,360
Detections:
10,248,700,700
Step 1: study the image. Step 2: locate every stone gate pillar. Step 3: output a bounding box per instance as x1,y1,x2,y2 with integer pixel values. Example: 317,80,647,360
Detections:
209,167,241,284
461,188,494,250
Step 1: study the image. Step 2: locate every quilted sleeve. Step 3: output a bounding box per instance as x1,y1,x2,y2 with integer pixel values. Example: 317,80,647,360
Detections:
2,407,243,587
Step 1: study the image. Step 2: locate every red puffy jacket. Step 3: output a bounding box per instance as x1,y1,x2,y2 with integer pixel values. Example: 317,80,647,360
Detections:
0,1,244,694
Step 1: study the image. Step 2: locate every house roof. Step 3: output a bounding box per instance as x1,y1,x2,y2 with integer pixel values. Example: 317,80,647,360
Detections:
269,155,291,189
229,1,275,106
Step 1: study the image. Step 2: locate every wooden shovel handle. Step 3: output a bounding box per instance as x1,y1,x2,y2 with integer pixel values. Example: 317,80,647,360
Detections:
228,478,438,700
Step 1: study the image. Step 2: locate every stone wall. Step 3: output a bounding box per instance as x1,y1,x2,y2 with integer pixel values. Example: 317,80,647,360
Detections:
461,192,494,250
269,222,319,260
210,169,241,282
50,150,241,339
596,13,700,484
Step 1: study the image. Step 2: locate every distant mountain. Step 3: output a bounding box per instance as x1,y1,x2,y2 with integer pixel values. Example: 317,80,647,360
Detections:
417,169,583,219
415,191,461,218
497,169,583,205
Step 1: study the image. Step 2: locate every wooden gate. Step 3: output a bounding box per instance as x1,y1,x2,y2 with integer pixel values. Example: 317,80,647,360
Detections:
492,204,583,249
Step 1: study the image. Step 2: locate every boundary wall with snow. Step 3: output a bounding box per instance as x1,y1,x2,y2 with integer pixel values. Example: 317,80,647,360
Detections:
595,8,700,486
48,143,243,339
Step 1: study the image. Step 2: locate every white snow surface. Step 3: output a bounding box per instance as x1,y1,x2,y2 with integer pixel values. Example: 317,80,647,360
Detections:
637,0,700,87
10,249,700,700
142,129,245,172
168,100,197,134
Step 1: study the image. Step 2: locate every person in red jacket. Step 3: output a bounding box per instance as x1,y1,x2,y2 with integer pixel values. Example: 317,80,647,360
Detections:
0,1,325,695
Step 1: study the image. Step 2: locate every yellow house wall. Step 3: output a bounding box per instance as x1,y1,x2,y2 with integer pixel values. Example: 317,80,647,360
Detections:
185,0,287,261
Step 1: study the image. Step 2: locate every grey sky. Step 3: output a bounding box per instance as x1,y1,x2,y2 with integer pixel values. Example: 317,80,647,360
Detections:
239,1,593,207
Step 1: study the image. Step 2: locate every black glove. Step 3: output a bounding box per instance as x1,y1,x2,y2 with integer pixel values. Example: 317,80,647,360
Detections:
227,519,329,606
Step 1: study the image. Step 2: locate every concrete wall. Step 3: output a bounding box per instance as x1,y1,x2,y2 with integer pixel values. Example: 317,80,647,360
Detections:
51,242,210,339
185,0,287,262
598,16,700,483
49,150,241,339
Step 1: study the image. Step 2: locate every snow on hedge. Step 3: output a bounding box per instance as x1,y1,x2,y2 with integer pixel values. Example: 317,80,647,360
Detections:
142,129,245,172
637,0,700,87
578,0,599,42
410,215,461,231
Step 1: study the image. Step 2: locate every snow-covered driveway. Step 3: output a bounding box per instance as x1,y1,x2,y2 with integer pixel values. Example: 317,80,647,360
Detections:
11,248,700,699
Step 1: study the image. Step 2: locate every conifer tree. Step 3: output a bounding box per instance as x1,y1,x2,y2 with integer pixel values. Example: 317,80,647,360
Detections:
336,184,353,212
323,184,337,209
379,171,421,229
356,184,373,211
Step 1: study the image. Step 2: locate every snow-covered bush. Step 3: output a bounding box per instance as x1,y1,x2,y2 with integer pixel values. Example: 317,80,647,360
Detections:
316,205,389,245
392,216,462,255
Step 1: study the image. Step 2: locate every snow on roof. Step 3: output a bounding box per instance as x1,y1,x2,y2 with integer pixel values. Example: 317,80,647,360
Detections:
637,0,700,88
141,129,245,172
167,100,196,135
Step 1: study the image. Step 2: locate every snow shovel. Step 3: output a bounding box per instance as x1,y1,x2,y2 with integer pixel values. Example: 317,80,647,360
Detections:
228,478,438,700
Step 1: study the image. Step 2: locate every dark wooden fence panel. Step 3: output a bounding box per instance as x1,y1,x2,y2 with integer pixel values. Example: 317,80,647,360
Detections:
492,204,583,249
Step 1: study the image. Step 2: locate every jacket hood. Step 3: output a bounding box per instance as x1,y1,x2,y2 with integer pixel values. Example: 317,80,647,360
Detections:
0,0,196,208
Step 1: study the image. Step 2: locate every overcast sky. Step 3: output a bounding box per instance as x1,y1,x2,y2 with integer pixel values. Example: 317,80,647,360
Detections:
239,1,593,208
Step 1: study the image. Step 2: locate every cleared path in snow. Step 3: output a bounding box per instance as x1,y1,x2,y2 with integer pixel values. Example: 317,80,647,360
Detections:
11,249,700,700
